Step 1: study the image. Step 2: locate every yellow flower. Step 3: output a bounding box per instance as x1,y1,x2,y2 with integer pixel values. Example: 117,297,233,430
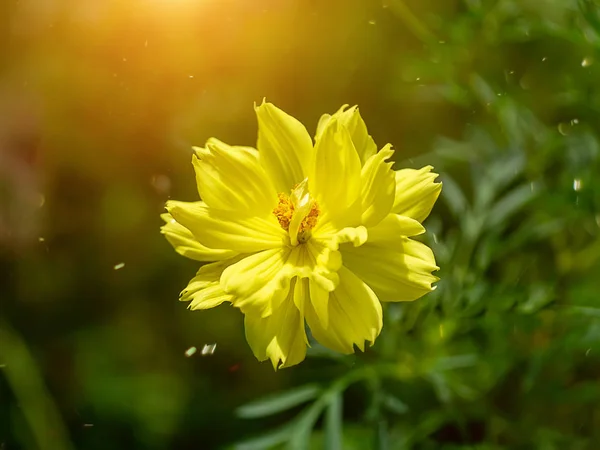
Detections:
161,102,441,369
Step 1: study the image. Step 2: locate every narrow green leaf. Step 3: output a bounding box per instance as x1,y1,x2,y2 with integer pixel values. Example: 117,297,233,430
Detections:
236,384,322,419
566,306,600,318
286,399,328,450
233,423,292,450
439,174,468,218
375,419,389,450
517,284,555,314
486,183,537,230
324,393,343,450
474,153,525,210
382,394,409,415
435,354,478,371
469,73,496,105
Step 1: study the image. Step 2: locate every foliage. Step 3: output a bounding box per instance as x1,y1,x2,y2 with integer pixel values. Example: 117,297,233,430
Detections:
233,1,600,448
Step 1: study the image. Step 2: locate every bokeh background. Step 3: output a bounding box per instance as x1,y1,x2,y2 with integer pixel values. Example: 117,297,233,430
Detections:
2,0,600,448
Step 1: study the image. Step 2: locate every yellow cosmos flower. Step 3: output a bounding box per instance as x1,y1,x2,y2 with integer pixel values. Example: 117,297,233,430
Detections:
161,102,441,369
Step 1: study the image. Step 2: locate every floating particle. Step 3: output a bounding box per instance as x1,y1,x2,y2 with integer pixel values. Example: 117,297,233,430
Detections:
38,237,45,242
113,262,125,270
151,174,171,195
185,347,197,357
558,122,570,136
201,343,217,355
582,57,593,67
573,179,582,191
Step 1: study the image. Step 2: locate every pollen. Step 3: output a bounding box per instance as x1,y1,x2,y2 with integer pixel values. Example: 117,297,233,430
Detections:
273,193,294,230
273,192,320,233
301,203,320,231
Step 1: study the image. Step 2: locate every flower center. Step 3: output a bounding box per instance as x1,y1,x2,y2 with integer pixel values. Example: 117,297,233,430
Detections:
272,179,319,245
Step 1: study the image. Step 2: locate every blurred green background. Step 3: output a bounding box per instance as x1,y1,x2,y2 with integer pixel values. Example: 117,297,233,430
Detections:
2,0,600,449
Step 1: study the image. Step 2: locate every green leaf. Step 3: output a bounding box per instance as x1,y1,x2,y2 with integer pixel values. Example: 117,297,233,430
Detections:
324,393,343,450
233,423,292,450
382,394,409,415
486,183,537,230
434,354,478,371
236,384,322,419
439,173,468,218
517,284,555,314
473,153,526,210
286,399,328,450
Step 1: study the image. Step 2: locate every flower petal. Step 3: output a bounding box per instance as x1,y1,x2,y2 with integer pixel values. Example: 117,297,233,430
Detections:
222,242,343,317
315,105,377,165
255,101,314,192
160,213,238,261
180,258,241,309
284,240,342,292
367,213,425,242
360,144,396,227
221,248,291,316
314,224,368,250
309,118,362,228
308,279,330,329
192,138,278,215
244,280,307,370
393,166,442,222
166,200,287,254
340,237,439,302
304,266,382,354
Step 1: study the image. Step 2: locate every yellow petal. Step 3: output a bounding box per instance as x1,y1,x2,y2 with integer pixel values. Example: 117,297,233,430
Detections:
160,213,238,261
315,105,377,165
244,281,307,370
393,166,442,223
315,113,333,140
283,240,341,292
367,213,425,242
255,101,314,192
223,243,342,317
360,144,396,227
308,279,329,329
314,224,368,250
341,238,439,302
304,266,382,354
166,200,287,254
221,248,291,316
180,258,241,309
192,138,277,215
309,118,362,228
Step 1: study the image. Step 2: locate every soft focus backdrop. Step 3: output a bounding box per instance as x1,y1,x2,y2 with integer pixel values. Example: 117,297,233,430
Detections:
2,0,600,449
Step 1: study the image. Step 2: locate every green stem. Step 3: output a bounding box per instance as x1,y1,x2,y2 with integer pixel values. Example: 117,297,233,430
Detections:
0,320,74,450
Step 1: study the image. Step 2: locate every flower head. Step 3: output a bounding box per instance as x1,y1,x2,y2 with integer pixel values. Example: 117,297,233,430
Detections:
162,101,441,369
